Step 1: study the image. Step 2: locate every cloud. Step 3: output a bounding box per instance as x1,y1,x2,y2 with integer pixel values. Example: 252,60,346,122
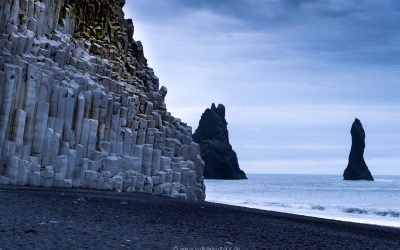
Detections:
124,1,400,175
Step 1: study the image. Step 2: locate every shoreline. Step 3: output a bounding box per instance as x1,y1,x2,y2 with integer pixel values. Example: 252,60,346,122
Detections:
205,198,400,229
1,185,400,249
205,174,400,229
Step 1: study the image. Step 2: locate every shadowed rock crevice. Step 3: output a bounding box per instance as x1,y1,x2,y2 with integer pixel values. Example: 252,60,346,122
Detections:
343,118,374,181
193,104,247,180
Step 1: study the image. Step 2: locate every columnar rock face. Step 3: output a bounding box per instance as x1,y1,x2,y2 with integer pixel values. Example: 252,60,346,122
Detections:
343,118,374,181
0,0,205,200
193,104,246,180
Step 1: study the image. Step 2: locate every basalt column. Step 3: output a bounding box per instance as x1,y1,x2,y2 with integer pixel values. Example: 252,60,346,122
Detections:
0,0,205,201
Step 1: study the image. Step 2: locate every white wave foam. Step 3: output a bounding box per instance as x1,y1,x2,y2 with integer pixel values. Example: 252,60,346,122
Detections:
374,179,394,182
206,196,400,228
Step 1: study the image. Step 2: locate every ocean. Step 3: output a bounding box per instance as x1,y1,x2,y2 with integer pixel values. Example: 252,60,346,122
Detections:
205,174,400,228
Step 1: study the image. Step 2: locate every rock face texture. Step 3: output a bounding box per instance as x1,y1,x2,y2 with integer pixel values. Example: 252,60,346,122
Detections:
343,118,374,181
0,0,205,200
193,104,246,180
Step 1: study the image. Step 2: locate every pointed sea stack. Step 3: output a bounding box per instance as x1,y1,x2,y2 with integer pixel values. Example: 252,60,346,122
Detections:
343,118,374,181
193,104,247,180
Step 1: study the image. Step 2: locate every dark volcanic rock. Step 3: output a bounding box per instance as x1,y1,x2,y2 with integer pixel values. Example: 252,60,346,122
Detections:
343,118,374,181
193,104,247,179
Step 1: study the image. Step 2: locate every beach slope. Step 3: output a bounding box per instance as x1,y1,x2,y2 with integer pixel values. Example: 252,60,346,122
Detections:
0,186,399,249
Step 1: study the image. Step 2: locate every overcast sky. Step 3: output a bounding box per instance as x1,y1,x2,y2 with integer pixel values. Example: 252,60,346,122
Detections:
124,0,400,175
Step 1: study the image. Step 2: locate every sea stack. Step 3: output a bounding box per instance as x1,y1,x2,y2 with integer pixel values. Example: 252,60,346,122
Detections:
193,104,247,179
0,0,205,200
343,118,374,181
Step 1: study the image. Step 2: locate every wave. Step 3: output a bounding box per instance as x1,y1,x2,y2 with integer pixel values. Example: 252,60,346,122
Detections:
374,179,394,182
342,207,400,218
260,202,327,211
256,201,400,218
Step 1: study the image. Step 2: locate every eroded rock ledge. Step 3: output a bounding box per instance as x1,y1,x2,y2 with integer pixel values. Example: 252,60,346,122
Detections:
0,0,205,201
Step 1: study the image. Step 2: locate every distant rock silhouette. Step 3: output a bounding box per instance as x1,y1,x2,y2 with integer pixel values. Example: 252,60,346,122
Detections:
193,104,247,180
343,118,374,181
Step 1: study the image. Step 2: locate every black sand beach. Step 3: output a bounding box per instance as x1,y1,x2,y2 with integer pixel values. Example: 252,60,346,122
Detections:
0,186,399,250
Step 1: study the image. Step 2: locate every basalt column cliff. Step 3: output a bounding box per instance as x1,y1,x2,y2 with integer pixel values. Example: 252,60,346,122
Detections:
0,0,205,201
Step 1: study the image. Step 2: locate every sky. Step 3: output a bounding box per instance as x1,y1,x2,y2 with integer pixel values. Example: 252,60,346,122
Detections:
124,0,400,175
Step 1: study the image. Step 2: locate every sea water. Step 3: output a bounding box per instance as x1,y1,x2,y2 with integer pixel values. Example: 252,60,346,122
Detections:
205,174,400,228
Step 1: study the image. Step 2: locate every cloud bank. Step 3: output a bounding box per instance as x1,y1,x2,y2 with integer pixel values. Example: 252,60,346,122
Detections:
124,0,400,175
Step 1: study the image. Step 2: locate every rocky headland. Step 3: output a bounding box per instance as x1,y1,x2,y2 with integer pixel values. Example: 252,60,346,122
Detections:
0,0,205,200
193,103,246,180
343,118,374,181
